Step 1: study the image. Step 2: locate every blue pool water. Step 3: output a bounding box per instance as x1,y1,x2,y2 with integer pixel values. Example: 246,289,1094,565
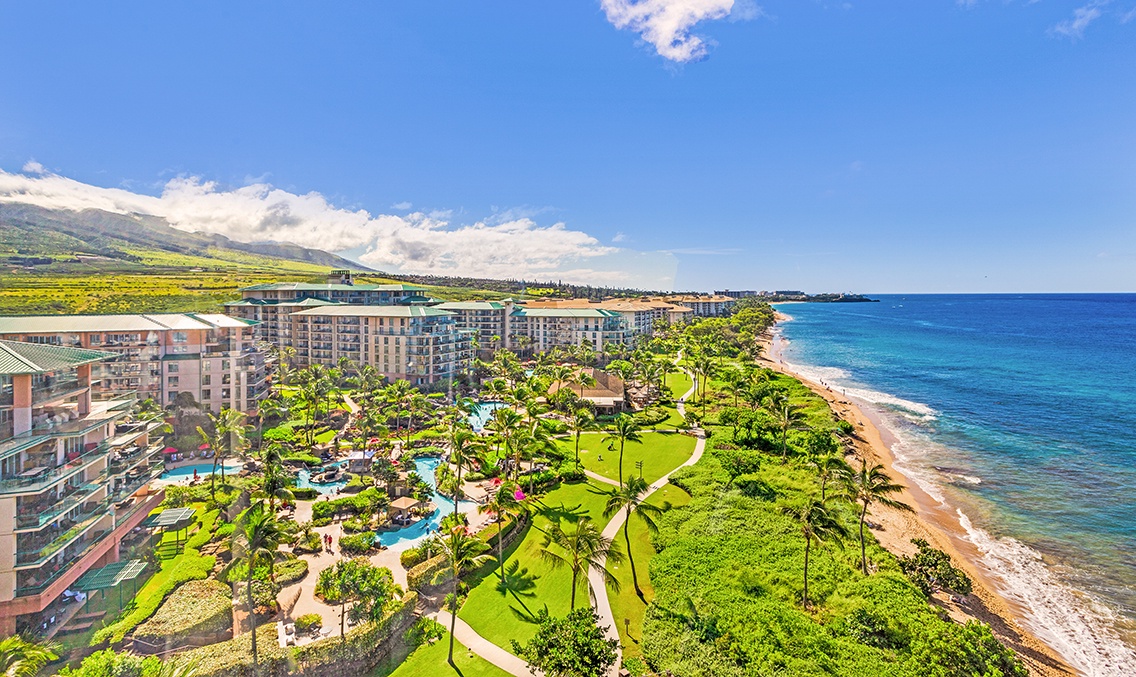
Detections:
159,461,243,482
774,295,1136,674
468,401,507,432
377,456,477,552
295,461,347,495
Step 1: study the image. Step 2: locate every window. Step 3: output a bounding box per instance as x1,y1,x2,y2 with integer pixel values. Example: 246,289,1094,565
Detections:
203,361,211,371
222,360,230,371
172,331,188,343
167,363,179,374
168,376,179,388
202,375,211,386
202,389,211,400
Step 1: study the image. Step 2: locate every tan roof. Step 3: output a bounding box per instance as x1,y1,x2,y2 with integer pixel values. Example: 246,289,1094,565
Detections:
547,367,626,401
390,497,421,509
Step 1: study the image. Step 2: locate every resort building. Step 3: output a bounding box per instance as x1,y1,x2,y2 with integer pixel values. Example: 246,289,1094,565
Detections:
0,314,267,413
433,301,512,354
288,306,473,386
715,289,760,299
546,367,629,414
226,271,427,349
650,294,736,317
507,307,633,353
519,298,692,336
0,340,166,636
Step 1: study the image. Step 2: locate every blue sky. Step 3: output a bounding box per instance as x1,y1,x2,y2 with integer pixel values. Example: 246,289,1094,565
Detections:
1,1,1134,292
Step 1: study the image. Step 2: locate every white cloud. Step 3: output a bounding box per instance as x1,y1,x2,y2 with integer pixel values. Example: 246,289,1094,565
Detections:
600,0,760,62
1050,0,1109,39
0,169,672,286
613,231,627,242
22,160,46,175
390,201,412,210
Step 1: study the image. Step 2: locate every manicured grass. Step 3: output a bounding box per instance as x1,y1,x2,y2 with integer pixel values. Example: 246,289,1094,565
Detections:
378,633,512,677
667,371,694,401
565,431,697,486
607,484,691,659
314,429,337,444
657,404,686,429
458,479,613,653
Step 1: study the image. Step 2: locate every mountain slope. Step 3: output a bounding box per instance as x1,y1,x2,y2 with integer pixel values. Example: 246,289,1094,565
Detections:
0,203,370,271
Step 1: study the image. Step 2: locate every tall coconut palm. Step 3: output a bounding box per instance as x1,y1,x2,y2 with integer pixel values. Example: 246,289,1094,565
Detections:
229,501,286,675
487,408,523,480
602,414,643,489
0,636,58,677
437,526,490,665
197,408,249,502
602,476,662,600
478,482,522,584
538,517,622,611
809,454,853,502
256,461,295,511
569,404,596,471
780,499,848,608
843,462,913,575
447,428,480,520
769,400,807,462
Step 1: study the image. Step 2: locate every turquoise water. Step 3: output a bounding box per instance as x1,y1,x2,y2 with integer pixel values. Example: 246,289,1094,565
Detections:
468,401,507,432
775,295,1136,674
159,461,242,481
377,456,476,552
295,461,347,495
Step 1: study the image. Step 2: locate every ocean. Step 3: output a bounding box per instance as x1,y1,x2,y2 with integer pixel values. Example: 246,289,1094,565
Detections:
772,294,1136,677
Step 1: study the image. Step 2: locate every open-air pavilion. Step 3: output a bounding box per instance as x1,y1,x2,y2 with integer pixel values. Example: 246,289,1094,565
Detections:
140,507,196,557
72,559,149,611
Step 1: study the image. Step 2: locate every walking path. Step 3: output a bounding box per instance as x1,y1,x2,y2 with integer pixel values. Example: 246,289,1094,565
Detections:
429,608,538,676
588,371,705,676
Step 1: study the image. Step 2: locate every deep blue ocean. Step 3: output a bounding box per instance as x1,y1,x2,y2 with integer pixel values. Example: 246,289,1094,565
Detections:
773,294,1136,676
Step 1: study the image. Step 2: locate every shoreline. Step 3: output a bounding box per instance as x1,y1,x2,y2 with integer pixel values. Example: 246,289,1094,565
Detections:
759,312,1076,677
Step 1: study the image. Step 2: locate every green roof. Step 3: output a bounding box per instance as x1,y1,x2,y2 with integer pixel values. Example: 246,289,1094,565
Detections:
510,308,620,318
0,340,115,375
224,298,344,307
435,301,506,311
140,507,197,529
290,305,456,318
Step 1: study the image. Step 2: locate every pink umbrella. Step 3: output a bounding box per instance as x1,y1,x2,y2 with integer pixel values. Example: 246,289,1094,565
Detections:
492,477,502,487
198,443,210,450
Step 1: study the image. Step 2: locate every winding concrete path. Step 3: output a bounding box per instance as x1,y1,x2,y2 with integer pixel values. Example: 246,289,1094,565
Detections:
588,372,705,676
429,608,537,676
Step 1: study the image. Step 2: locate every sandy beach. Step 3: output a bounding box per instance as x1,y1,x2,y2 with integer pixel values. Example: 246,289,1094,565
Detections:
759,312,1076,677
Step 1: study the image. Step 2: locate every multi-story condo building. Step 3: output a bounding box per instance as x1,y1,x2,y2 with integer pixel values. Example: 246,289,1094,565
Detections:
433,301,511,354
0,314,266,413
651,294,737,317
714,290,760,299
507,307,633,353
289,306,473,386
226,271,426,349
0,340,165,636
519,298,692,336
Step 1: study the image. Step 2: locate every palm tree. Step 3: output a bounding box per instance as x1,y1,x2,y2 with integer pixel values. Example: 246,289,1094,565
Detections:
569,404,596,471
769,400,807,462
437,526,490,665
780,499,848,608
602,476,662,600
809,454,853,502
539,517,621,610
478,482,522,584
487,408,523,480
0,636,58,677
257,461,295,511
843,462,913,575
229,501,286,675
197,408,249,502
254,393,288,456
447,428,480,519
602,414,643,488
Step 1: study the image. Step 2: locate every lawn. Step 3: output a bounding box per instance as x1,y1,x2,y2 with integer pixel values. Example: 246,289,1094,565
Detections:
458,479,613,653
565,431,697,486
667,371,694,401
606,483,691,660
376,633,511,677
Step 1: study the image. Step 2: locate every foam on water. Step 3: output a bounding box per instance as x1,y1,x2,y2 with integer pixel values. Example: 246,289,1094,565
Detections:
778,333,1136,675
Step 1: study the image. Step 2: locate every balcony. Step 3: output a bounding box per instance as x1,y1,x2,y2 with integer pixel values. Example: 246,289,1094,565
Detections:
15,500,110,567
0,438,116,496
15,479,104,531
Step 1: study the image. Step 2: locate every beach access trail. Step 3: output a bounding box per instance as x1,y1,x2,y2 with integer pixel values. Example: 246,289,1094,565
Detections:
761,316,1074,677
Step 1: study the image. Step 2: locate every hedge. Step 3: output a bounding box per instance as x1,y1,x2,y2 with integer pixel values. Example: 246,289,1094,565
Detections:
295,614,322,633
311,488,387,520
179,592,418,677
134,579,232,648
291,487,319,500
339,532,376,554
406,554,452,590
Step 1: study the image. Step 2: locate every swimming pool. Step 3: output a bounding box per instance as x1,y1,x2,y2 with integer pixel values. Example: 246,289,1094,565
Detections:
468,401,507,432
295,461,348,495
158,461,243,483
377,456,477,552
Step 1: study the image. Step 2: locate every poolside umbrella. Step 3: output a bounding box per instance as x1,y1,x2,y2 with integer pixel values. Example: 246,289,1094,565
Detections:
162,447,177,455
198,443,209,450
492,477,502,487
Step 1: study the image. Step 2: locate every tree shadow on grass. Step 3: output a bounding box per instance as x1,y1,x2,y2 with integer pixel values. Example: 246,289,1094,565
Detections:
496,560,540,621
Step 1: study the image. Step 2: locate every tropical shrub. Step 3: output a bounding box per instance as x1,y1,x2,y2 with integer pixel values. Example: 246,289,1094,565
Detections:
400,547,426,569
58,649,162,677
339,532,377,554
295,613,322,633
134,579,231,646
899,539,973,597
291,487,319,500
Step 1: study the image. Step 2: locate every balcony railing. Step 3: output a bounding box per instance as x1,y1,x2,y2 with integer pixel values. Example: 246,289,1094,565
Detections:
15,479,104,531
15,500,110,567
0,437,117,496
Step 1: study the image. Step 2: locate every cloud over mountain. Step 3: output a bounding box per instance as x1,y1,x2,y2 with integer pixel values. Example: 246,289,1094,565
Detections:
0,169,668,286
